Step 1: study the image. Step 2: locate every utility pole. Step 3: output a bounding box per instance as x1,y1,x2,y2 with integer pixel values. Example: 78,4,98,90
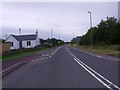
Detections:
73,33,75,38
18,28,22,53
88,11,93,48
51,28,53,46
51,28,53,39
73,33,75,44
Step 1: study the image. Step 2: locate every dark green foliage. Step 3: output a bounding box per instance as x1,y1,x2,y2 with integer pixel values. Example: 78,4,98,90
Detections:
40,38,64,47
80,17,120,45
71,38,77,44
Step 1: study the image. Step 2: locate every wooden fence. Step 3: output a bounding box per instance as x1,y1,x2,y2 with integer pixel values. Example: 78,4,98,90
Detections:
0,42,10,53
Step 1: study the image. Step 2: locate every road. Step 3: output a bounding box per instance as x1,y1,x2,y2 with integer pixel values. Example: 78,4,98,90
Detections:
2,45,119,89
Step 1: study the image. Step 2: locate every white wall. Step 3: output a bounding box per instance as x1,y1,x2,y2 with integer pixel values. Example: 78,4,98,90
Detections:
5,35,19,50
22,40,36,48
36,36,41,45
5,35,41,49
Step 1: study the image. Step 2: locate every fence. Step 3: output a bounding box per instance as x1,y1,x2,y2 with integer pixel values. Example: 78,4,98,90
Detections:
0,42,10,53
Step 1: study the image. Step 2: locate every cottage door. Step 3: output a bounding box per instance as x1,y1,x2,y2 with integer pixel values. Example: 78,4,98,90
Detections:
19,41,22,49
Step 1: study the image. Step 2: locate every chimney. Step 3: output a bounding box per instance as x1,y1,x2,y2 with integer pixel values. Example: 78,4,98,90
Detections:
6,34,7,39
19,28,21,35
36,31,38,35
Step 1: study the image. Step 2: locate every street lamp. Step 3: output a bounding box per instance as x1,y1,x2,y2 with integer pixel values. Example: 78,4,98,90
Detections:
88,11,93,48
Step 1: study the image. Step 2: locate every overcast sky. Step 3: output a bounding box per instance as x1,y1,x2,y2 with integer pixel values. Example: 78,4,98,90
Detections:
2,2,118,42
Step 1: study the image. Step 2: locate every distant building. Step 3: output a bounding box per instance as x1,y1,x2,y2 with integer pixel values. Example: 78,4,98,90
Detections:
76,36,81,44
5,33,40,50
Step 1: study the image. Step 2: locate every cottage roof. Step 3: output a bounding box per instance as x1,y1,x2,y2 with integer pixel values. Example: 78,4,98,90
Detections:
11,34,38,41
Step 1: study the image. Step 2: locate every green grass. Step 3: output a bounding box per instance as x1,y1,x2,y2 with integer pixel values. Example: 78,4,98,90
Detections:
0,56,1,58
74,45,119,57
2,47,49,61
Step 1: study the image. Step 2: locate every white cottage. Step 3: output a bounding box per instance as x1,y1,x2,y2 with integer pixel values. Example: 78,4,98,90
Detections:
5,34,40,50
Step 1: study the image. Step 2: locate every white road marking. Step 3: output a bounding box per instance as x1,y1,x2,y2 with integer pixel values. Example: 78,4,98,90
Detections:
2,46,62,74
34,59,40,61
1,62,22,73
31,60,35,62
50,46,62,57
42,54,49,57
43,57,49,59
41,58,44,60
66,46,120,90
74,58,112,89
32,46,62,62
49,56,51,58
75,58,120,89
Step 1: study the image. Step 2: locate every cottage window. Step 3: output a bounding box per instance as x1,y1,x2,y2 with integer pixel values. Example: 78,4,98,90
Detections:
10,42,13,47
27,41,31,46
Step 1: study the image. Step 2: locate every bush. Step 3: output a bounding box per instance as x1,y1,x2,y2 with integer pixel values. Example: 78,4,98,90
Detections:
118,45,120,51
41,43,52,48
94,42,106,46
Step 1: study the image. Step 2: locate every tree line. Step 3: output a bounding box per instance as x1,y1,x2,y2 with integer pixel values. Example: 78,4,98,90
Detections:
80,17,120,45
40,38,64,47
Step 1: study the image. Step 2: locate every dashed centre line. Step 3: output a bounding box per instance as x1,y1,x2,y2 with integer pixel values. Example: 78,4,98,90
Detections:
2,46,62,75
32,46,62,62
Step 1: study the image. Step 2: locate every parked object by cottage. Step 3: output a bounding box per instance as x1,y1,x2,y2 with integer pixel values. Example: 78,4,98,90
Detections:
5,34,41,50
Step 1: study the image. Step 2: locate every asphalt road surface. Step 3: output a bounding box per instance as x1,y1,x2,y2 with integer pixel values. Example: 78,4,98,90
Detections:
2,45,120,89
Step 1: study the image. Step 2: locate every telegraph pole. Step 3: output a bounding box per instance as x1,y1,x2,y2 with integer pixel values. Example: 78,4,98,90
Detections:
73,33,75,38
51,28,53,46
51,28,53,39
73,33,75,44
19,28,22,53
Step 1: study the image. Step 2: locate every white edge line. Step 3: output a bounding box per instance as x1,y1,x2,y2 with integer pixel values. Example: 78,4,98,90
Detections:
75,58,120,89
1,62,22,73
74,58,112,89
66,46,120,89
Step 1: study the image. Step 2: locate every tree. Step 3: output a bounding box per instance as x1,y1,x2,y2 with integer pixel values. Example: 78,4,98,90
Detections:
40,38,64,47
71,38,77,44
79,17,119,45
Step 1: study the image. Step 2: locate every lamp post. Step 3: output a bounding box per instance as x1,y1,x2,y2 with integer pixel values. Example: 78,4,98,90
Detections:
88,11,93,48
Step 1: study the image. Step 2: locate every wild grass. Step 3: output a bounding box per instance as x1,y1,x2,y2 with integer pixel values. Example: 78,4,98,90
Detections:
76,45,119,57
2,47,49,61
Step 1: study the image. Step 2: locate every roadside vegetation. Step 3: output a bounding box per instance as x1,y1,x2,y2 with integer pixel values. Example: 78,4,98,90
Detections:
2,38,64,61
71,17,119,57
2,45,50,61
0,39,2,60
74,45,119,57
40,38,64,47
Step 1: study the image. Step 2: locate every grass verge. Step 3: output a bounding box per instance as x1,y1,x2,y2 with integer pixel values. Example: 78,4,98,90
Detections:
73,44,119,57
2,47,50,61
